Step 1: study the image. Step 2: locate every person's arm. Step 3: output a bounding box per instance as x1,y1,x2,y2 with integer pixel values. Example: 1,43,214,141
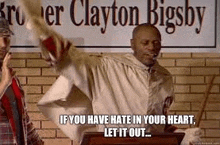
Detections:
19,0,81,66
163,96,178,133
161,74,178,133
26,110,44,145
0,80,9,99
12,75,44,144
19,0,99,76
20,0,102,100
0,53,14,98
164,76,202,145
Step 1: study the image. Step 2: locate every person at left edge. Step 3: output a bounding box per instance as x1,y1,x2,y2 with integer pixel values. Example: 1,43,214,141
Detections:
0,17,44,145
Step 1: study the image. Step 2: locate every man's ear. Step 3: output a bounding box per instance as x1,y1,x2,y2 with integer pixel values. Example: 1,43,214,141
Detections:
130,39,135,51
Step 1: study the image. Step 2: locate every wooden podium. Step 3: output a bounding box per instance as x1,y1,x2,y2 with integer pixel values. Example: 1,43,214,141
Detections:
81,132,185,145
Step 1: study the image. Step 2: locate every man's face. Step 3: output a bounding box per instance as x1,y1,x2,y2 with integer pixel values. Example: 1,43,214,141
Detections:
0,33,10,60
131,27,161,67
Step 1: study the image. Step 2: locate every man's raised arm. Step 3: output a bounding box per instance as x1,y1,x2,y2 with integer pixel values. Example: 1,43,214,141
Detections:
19,0,85,69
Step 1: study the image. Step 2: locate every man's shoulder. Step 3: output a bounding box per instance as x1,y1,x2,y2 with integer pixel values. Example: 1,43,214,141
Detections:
101,53,142,67
87,53,132,64
91,53,131,59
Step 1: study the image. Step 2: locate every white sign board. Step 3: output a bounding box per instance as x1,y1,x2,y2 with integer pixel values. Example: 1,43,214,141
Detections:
1,0,220,52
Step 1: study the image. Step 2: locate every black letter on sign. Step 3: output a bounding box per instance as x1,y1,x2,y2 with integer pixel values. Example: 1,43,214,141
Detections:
147,0,158,25
45,6,54,26
185,0,195,26
0,3,5,19
16,6,25,25
70,0,83,26
55,6,64,25
118,6,128,26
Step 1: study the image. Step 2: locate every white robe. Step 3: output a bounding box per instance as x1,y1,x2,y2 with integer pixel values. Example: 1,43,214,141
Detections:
38,52,174,143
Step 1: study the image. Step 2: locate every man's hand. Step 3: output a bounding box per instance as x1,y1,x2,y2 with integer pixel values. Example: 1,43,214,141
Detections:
175,128,202,145
1,53,15,88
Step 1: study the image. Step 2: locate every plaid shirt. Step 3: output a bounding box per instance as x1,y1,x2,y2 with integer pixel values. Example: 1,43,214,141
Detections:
0,111,15,145
0,76,44,145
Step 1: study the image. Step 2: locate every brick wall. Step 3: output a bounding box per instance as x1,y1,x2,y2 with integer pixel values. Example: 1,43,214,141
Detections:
11,52,220,145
